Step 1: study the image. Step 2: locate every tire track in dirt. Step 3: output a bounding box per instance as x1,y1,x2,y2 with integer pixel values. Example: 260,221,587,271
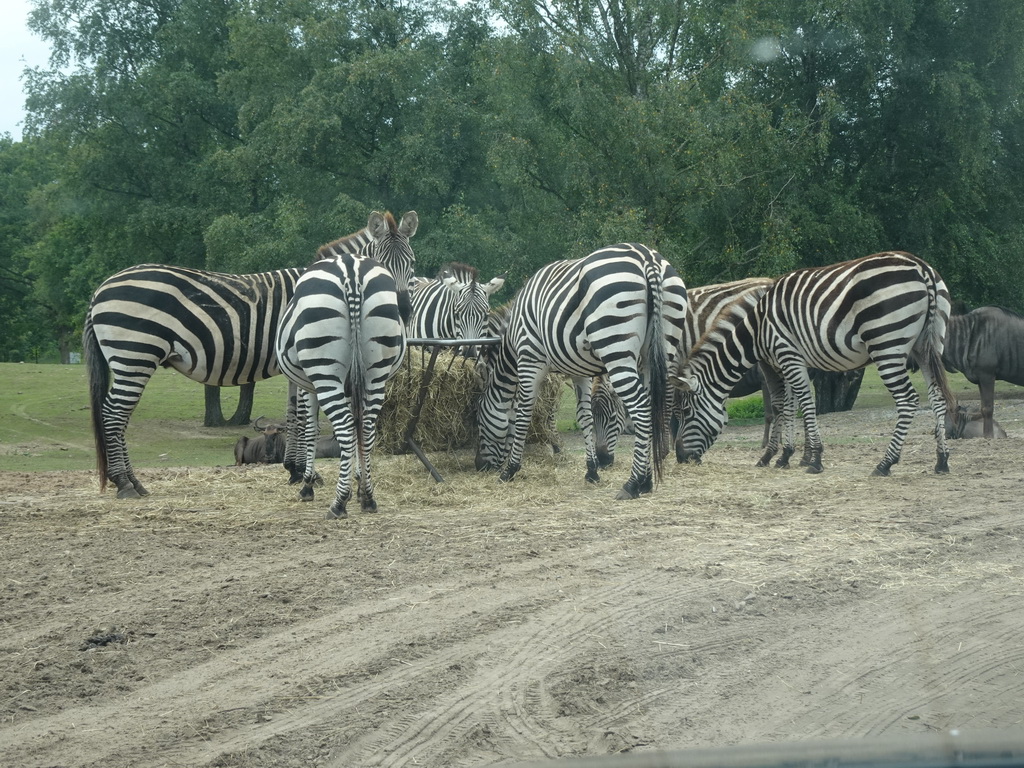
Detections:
178,565,698,767
739,591,1024,741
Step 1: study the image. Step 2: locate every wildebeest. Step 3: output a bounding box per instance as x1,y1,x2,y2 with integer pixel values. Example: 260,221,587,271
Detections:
235,418,341,465
945,403,1008,439
941,306,1024,439
234,417,287,465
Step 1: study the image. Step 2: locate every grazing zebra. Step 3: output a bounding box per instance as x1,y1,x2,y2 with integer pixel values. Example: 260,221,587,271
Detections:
408,262,505,354
475,243,688,499
83,211,415,499
591,374,632,468
591,277,777,466
276,251,408,519
674,252,955,476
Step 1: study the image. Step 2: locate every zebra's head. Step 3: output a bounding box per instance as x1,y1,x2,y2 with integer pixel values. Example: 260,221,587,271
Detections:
474,342,516,472
440,266,506,356
366,210,418,324
672,366,729,464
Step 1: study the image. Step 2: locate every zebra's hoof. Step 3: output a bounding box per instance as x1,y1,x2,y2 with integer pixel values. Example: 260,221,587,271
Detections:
871,465,891,477
326,505,348,520
804,464,823,474
299,485,316,502
116,486,142,500
615,488,638,500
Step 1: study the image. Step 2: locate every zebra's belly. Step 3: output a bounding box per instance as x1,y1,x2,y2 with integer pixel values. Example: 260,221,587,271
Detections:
164,349,280,386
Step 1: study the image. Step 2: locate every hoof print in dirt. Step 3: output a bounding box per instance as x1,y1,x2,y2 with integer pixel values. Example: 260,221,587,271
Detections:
80,629,131,651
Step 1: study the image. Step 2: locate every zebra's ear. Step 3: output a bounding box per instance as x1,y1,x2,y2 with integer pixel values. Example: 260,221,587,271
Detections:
367,211,388,240
673,374,700,394
398,211,419,238
484,274,506,296
440,273,462,293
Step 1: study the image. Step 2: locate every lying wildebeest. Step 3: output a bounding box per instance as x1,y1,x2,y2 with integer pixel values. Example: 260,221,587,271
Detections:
234,417,287,465
945,403,1008,439
942,306,1024,439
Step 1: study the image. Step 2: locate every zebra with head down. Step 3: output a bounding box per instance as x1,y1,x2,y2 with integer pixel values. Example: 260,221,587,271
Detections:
674,252,955,476
475,243,688,499
591,277,777,467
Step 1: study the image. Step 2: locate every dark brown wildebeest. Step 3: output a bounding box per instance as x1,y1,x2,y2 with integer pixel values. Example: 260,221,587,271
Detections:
234,417,287,465
942,306,1024,439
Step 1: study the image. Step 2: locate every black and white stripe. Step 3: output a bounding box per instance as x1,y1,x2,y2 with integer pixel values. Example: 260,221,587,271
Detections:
475,243,688,499
591,277,776,466
275,252,408,519
83,211,416,499
408,262,505,354
83,264,304,498
281,212,418,481
674,252,955,475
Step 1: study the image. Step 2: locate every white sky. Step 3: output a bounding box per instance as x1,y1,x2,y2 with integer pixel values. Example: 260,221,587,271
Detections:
1,0,55,140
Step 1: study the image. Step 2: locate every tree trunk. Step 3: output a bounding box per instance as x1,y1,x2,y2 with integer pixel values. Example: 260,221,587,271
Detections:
204,385,227,427
204,383,257,427
811,368,865,414
228,382,256,426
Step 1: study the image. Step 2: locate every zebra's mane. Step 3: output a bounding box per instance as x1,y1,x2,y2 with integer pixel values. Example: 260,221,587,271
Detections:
688,294,761,364
315,212,399,261
437,262,479,283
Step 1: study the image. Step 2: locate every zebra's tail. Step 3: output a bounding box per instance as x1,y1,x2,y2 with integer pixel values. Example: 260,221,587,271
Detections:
347,291,369,479
917,263,957,415
83,314,110,492
645,265,669,484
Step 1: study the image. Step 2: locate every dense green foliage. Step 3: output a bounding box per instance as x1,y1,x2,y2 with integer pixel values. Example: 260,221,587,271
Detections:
3,0,1024,361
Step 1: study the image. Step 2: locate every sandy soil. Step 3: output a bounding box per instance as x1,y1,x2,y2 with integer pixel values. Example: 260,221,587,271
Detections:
2,402,1024,768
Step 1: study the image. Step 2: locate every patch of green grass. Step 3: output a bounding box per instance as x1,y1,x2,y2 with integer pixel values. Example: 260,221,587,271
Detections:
0,362,290,472
3,362,1021,474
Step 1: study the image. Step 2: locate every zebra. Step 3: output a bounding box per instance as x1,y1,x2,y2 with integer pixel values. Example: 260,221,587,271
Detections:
475,243,688,499
282,211,419,482
590,277,777,466
674,252,955,476
408,262,505,355
83,265,304,498
82,210,416,499
276,250,408,519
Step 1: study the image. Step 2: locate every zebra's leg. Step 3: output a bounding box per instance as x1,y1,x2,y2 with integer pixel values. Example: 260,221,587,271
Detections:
103,366,156,499
320,397,357,520
500,363,545,483
913,354,950,475
787,366,824,473
297,392,323,504
283,382,305,484
355,386,388,514
608,368,654,499
873,359,921,476
757,367,789,468
572,377,601,484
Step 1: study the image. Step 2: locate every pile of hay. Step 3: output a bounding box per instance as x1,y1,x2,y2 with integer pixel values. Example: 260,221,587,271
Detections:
375,348,565,454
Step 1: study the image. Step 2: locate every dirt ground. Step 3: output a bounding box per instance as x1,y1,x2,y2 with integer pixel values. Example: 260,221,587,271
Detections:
2,400,1024,768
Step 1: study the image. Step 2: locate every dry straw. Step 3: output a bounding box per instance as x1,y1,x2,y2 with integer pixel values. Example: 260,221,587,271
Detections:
376,348,565,454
